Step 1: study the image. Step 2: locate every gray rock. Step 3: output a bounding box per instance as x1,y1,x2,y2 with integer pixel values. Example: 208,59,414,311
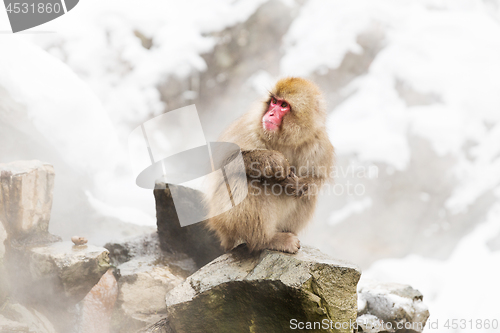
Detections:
357,279,430,333
0,161,55,240
106,234,197,333
78,269,118,333
28,241,111,301
113,260,188,332
0,314,30,332
0,222,8,305
162,245,361,333
0,222,6,260
137,318,175,333
0,302,56,333
2,241,111,332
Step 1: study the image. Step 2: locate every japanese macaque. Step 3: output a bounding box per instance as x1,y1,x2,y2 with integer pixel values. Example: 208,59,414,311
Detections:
207,77,334,254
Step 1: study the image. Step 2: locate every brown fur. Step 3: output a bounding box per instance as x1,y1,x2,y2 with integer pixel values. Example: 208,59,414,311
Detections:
207,77,334,253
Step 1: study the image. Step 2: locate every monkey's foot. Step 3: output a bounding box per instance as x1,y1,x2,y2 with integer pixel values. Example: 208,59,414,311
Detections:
267,232,301,254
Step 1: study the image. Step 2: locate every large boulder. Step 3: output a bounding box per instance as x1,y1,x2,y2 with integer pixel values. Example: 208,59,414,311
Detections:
78,269,119,333
0,160,56,242
27,241,111,302
5,240,110,307
159,245,361,333
106,233,197,333
357,279,430,333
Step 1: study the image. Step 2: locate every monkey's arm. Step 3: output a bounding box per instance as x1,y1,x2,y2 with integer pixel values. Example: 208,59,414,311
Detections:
280,173,331,197
241,149,291,181
241,149,312,197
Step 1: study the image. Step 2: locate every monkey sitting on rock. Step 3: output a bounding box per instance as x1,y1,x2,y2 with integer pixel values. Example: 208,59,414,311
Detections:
207,77,334,254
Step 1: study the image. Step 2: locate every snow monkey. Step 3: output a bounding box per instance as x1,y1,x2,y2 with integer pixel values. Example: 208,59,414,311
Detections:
207,77,334,254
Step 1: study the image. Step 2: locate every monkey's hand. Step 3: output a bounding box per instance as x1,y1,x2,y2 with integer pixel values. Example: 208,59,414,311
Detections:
242,150,291,181
281,171,309,197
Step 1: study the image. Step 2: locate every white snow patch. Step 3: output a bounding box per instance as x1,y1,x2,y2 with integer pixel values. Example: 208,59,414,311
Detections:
86,191,156,227
329,197,372,226
364,203,500,332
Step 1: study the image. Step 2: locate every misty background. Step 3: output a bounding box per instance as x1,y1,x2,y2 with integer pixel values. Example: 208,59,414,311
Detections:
1,0,500,331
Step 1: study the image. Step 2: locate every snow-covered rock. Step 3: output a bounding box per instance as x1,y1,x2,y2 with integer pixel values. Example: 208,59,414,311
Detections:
357,279,429,333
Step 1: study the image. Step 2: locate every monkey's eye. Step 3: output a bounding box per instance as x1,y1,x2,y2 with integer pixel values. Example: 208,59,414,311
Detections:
281,102,288,108
271,97,277,104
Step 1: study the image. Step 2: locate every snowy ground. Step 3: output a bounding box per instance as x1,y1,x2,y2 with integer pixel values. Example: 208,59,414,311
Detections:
1,0,500,331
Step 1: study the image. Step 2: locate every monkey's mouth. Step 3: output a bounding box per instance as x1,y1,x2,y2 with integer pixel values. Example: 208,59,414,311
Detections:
263,120,279,131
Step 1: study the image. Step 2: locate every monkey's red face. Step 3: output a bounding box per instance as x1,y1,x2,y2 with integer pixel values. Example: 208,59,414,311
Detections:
262,97,291,131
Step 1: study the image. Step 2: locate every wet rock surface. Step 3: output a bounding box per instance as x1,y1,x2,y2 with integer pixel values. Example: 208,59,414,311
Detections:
3,240,111,332
78,269,119,333
158,245,361,333
357,280,430,333
29,241,110,301
106,233,197,333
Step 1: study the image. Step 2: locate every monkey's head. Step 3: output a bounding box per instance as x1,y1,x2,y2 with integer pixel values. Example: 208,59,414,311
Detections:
261,77,326,145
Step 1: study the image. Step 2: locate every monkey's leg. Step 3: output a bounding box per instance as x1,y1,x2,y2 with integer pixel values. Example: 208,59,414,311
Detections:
209,215,238,251
220,232,237,251
277,195,318,236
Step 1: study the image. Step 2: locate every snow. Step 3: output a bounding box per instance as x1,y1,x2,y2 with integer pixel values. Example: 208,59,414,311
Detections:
282,1,500,330
0,37,155,225
363,203,500,331
329,197,372,226
284,0,500,173
17,0,268,140
85,191,154,226
0,37,120,174
246,70,276,96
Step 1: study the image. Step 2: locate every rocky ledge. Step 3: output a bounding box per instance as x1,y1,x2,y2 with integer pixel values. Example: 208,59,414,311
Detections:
142,245,361,333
